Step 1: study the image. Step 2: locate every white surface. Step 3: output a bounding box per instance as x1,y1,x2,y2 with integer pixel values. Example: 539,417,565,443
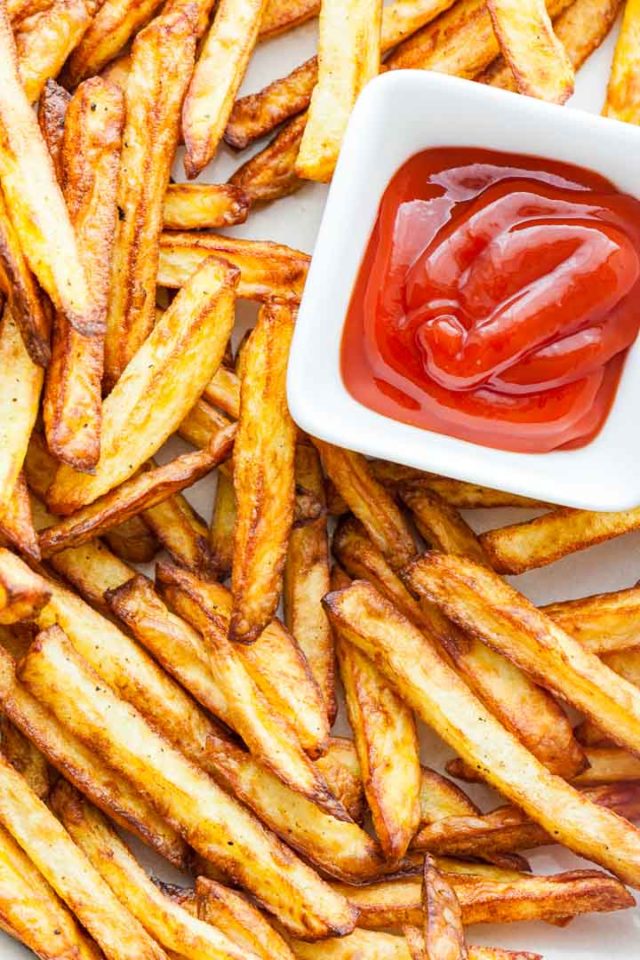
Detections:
7,12,640,960
289,69,640,511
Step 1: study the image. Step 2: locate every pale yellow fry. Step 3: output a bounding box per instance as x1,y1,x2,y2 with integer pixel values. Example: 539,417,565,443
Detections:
16,0,93,103
163,184,251,230
604,0,640,121
296,0,382,181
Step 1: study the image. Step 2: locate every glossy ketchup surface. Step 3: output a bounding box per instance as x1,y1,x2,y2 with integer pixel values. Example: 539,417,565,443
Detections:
341,148,640,453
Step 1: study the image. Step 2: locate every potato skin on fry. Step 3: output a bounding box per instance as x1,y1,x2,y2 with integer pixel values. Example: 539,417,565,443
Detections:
229,114,307,203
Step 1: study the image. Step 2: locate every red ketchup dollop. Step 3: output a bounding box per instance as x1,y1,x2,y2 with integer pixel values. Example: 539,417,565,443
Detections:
341,148,640,453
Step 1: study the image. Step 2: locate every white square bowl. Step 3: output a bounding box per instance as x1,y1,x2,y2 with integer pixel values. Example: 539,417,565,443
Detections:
288,69,640,511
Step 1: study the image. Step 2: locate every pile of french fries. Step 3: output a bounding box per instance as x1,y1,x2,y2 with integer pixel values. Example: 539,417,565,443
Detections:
1,0,640,958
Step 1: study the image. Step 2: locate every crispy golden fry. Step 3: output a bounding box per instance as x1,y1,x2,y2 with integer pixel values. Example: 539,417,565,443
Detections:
0,473,40,560
196,875,295,960
259,0,319,38
63,0,164,85
369,462,544,509
7,0,54,23
398,484,488,564
577,646,640,745
295,0,381,181
208,471,235,579
284,444,336,723
103,515,160,564
481,506,640,574
0,8,99,337
335,868,634,929
53,782,254,960
314,738,366,824
103,10,200,387
293,928,541,960
231,302,296,643
155,566,341,814
421,854,468,959
542,585,640,655
0,311,43,522
228,113,306,203
333,518,583,779
0,820,101,960
158,232,309,301
407,554,640,764
604,0,640,120
204,365,241,419
40,426,236,554
182,0,269,178
486,0,574,101
156,562,330,756
0,715,49,799
0,723,168,960
405,928,541,960
0,549,49,624
413,781,640,856
0,188,50,367
571,746,640,784
324,580,640,887
15,0,94,103
163,183,251,230
44,77,124,472
179,398,233,450
99,50,130,88
481,0,622,90
38,78,69,182
314,443,415,571
337,636,420,861
50,257,237,512
143,492,216,578
19,626,358,939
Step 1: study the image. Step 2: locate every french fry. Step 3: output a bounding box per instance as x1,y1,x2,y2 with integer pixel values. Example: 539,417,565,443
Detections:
52,782,256,960
0,715,49,799
182,0,269,179
577,646,640,745
63,0,165,85
571,746,640,784
0,820,101,960
542,585,640,655
259,0,319,39
421,854,468,958
0,473,40,560
155,562,330,757
163,184,251,230
196,875,295,960
398,484,488,563
0,7,99,337
208,471,236,579
99,51,130,89
0,548,49,624
231,302,296,643
103,8,202,387
44,77,124,472
40,427,236,555
480,506,640,574
335,868,634,929
604,0,640,121
179,398,233,450
143,492,217,579
0,728,168,960
295,0,382,181
284,444,336,722
369,462,543,509
38,78,69,182
158,232,310,301
228,113,307,203
337,633,421,861
313,738,366,824
292,928,541,960
333,518,584,779
324,580,640,887
486,0,574,102
7,0,54,23
49,257,238,513
203,365,241,419
15,0,94,104
18,625,359,938
102,515,160,564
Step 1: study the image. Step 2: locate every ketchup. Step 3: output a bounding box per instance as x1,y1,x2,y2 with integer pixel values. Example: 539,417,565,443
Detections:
341,148,640,453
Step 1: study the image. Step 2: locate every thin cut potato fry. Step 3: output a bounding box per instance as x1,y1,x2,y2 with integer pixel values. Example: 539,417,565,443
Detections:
228,113,306,203
182,0,270,179
0,473,40,560
15,0,94,104
541,585,640,655
208,470,236,579
337,634,421,861
52,782,256,960
203,365,241,419
0,724,168,960
18,626,359,939
0,7,100,337
486,0,574,102
49,257,238,513
0,819,101,960
44,77,124,472
292,928,541,960
155,562,330,757
398,484,488,563
158,232,309,301
104,9,201,387
163,184,251,230
259,0,319,39
421,854,468,958
196,875,295,960
324,580,640,887
333,518,583,779
604,0,640,121
231,302,296,643
480,506,640,574
0,548,50,624
40,426,236,555
406,555,640,764
143,491,217,579
284,444,337,723
295,0,382,182
37,78,69,182
0,715,49,799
